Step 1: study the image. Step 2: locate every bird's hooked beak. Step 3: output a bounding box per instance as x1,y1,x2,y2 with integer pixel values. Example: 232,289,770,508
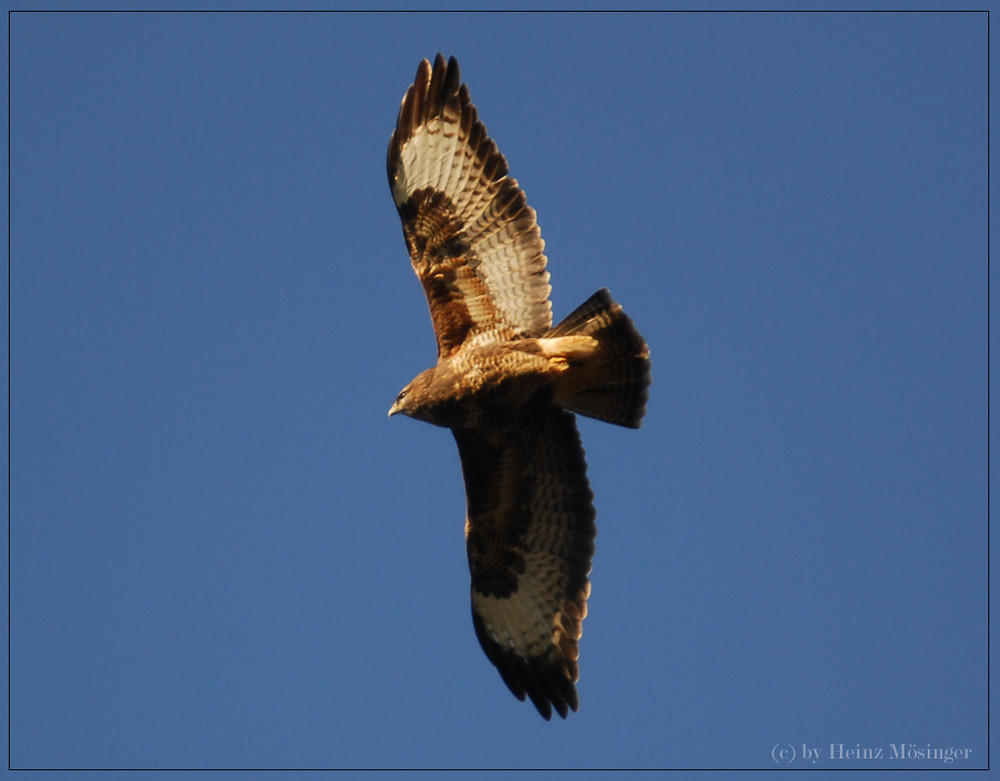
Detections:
388,388,408,418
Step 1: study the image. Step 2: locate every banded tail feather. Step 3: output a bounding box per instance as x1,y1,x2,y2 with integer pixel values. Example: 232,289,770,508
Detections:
549,288,651,429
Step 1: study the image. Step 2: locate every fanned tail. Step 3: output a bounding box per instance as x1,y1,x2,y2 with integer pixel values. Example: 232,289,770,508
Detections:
547,289,651,428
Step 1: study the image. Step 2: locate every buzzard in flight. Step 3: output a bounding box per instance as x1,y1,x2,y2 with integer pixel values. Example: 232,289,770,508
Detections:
387,54,651,720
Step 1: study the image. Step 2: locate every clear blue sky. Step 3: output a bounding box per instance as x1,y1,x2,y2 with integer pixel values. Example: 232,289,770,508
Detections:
9,8,988,774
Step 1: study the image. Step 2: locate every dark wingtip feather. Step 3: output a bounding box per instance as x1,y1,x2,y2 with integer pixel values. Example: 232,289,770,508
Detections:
443,54,461,96
472,605,579,721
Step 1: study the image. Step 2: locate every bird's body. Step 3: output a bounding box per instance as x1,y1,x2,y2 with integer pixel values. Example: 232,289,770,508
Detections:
391,329,616,429
387,54,651,720
391,341,557,428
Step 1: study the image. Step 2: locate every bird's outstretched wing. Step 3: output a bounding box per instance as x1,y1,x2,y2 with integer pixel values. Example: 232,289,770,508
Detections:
387,54,552,359
453,409,596,720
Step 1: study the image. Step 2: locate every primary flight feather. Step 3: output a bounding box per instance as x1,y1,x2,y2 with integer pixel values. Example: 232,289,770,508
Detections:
387,54,651,720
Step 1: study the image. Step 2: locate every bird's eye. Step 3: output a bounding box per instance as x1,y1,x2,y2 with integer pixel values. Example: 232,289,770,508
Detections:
396,389,408,403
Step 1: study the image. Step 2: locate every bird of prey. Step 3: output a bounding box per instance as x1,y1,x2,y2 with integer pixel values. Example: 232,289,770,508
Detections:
387,54,651,720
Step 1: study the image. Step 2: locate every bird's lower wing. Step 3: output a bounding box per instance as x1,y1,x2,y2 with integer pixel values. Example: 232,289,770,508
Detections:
453,409,596,720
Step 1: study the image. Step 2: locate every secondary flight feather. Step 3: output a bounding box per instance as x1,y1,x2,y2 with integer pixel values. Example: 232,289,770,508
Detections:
387,54,651,720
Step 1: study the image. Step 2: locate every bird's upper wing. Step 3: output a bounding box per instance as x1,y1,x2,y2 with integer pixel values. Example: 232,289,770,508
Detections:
387,54,552,359
453,409,596,720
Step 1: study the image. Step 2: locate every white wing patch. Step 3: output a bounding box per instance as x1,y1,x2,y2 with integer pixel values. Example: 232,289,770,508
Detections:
471,549,586,658
388,56,553,340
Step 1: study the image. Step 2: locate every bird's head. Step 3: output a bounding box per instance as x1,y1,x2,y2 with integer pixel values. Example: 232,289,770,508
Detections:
388,367,435,421
388,365,465,428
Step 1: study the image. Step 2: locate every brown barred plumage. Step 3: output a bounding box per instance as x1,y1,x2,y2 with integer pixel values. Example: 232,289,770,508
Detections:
387,54,650,720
